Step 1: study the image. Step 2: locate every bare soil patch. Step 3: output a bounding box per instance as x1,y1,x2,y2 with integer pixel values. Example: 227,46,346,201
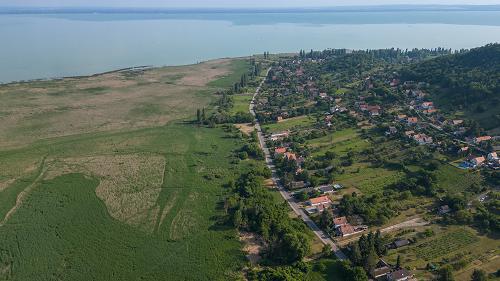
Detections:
239,231,265,265
235,123,255,135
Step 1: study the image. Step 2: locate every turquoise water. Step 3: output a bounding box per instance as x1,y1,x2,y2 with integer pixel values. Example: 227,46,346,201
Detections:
1,11,500,83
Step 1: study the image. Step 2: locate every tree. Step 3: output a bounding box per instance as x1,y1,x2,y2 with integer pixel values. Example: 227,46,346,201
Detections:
233,208,243,228
350,243,363,266
196,109,202,124
349,266,369,281
471,269,487,281
396,255,401,269
363,245,378,273
437,266,455,281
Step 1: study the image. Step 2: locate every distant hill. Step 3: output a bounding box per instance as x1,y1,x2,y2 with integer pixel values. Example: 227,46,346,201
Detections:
401,43,500,131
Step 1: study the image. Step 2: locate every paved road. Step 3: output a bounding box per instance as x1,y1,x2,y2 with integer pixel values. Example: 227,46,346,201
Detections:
249,70,348,260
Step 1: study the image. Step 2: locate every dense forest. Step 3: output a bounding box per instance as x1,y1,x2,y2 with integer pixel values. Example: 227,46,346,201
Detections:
401,44,500,129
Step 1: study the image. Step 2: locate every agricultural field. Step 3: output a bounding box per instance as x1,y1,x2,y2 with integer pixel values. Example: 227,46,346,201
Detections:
0,59,253,280
385,225,500,280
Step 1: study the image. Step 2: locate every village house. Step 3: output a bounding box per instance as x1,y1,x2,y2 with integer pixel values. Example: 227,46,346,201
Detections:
270,131,290,141
371,263,392,280
284,152,297,161
319,92,328,99
421,101,434,110
387,269,413,281
397,114,407,121
407,117,418,125
468,156,486,168
333,216,348,228
274,147,287,155
423,108,437,115
405,130,415,138
308,196,332,207
413,133,433,145
474,136,492,144
370,109,380,116
337,224,357,237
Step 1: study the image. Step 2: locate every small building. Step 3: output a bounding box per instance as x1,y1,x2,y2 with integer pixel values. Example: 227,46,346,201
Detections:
317,185,335,194
438,205,451,215
270,131,290,141
290,181,307,190
319,92,328,99
487,152,498,162
386,126,398,135
474,136,492,144
393,239,410,248
449,119,464,126
308,196,332,207
387,269,413,281
371,266,392,279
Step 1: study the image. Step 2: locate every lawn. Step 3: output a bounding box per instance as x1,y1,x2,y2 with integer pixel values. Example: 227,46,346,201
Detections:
263,115,316,133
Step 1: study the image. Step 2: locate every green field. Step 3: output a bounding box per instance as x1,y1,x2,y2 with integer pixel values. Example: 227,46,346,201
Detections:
231,94,253,114
263,115,316,133
434,165,483,194
0,59,252,280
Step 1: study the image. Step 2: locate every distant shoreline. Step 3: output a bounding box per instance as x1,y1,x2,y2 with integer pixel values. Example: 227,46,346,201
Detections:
2,5,500,15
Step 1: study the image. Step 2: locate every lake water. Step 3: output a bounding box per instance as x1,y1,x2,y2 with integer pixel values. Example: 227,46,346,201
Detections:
1,10,500,83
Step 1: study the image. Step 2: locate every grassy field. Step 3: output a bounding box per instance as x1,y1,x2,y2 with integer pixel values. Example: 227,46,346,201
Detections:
0,59,250,149
307,129,371,157
434,164,484,194
231,94,253,114
262,115,316,133
0,59,252,280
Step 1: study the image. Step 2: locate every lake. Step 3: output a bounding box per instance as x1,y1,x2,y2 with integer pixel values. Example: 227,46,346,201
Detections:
1,10,500,83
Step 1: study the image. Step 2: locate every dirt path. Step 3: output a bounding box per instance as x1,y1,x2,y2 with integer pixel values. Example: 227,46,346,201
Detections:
380,217,429,233
0,165,47,227
338,217,429,246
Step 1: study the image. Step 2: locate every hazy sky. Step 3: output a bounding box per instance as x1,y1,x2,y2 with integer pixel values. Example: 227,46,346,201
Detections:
4,0,500,7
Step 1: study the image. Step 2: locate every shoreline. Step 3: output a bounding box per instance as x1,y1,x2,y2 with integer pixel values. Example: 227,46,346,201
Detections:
0,56,248,86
